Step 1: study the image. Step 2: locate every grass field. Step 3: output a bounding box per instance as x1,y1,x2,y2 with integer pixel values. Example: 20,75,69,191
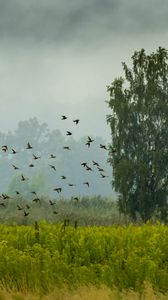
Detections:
0,222,167,298
0,285,168,300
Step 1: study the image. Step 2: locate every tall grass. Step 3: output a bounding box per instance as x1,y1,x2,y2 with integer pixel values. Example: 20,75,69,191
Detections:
0,285,168,300
0,223,167,295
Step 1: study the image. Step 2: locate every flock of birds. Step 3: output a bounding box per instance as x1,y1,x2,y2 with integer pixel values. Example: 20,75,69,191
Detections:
0,115,116,218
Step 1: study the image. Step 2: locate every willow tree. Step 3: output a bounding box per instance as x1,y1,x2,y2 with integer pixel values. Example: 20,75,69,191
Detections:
107,47,168,222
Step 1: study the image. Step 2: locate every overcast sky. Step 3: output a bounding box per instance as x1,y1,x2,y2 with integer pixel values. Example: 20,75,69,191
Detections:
0,0,168,141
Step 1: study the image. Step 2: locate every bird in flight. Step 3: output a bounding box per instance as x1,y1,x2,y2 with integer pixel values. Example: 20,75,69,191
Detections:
66,131,72,136
100,173,109,178
61,115,67,120
73,196,79,202
17,205,23,211
50,154,56,158
83,182,90,187
73,119,79,125
31,191,37,196
11,148,17,154
21,174,27,181
32,198,41,203
88,136,94,143
49,200,56,206
49,165,56,171
85,136,94,147
61,176,66,180
100,144,108,150
81,162,88,167
97,167,105,172
68,183,76,187
92,160,99,167
86,165,93,171
24,210,29,217
85,141,91,148
26,142,33,149
53,187,62,193
12,164,19,170
2,193,10,200
29,164,34,167
63,146,71,150
33,154,41,160
2,145,8,152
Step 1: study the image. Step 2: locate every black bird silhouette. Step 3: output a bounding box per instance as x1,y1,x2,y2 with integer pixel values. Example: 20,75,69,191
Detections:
61,176,66,180
81,162,88,167
11,148,17,154
63,146,71,150
85,136,94,147
17,205,23,211
29,164,34,167
53,188,62,193
83,182,90,187
24,210,29,217
21,174,27,181
100,173,109,178
32,198,40,203
88,136,94,143
97,167,105,172
85,141,91,148
66,131,72,136
12,164,19,170
49,200,56,206
61,115,67,120
68,183,76,187
2,194,10,200
26,142,33,149
50,154,56,158
92,160,99,166
2,145,8,152
49,165,56,171
86,165,93,171
100,144,107,150
15,191,20,195
33,154,40,160
31,191,37,196
73,119,79,125
73,196,79,202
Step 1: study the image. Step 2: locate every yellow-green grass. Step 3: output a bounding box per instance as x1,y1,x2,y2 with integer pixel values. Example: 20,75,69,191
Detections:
0,222,167,295
0,285,168,300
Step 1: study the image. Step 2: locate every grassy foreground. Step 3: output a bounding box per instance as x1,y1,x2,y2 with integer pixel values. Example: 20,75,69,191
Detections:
0,285,168,300
0,222,167,296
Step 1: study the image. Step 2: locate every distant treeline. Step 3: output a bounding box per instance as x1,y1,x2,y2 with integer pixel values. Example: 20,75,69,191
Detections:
0,117,115,199
0,195,159,226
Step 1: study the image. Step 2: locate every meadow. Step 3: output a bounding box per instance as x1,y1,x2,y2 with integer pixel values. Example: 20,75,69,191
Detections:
0,222,167,299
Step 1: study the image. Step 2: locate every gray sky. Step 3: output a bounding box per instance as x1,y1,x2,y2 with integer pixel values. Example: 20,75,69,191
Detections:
0,0,168,141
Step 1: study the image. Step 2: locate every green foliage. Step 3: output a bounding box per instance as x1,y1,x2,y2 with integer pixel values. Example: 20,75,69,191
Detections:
0,196,125,226
107,47,168,222
0,223,167,294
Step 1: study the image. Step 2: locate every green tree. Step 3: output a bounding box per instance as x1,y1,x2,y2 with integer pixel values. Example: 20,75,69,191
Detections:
107,47,168,222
